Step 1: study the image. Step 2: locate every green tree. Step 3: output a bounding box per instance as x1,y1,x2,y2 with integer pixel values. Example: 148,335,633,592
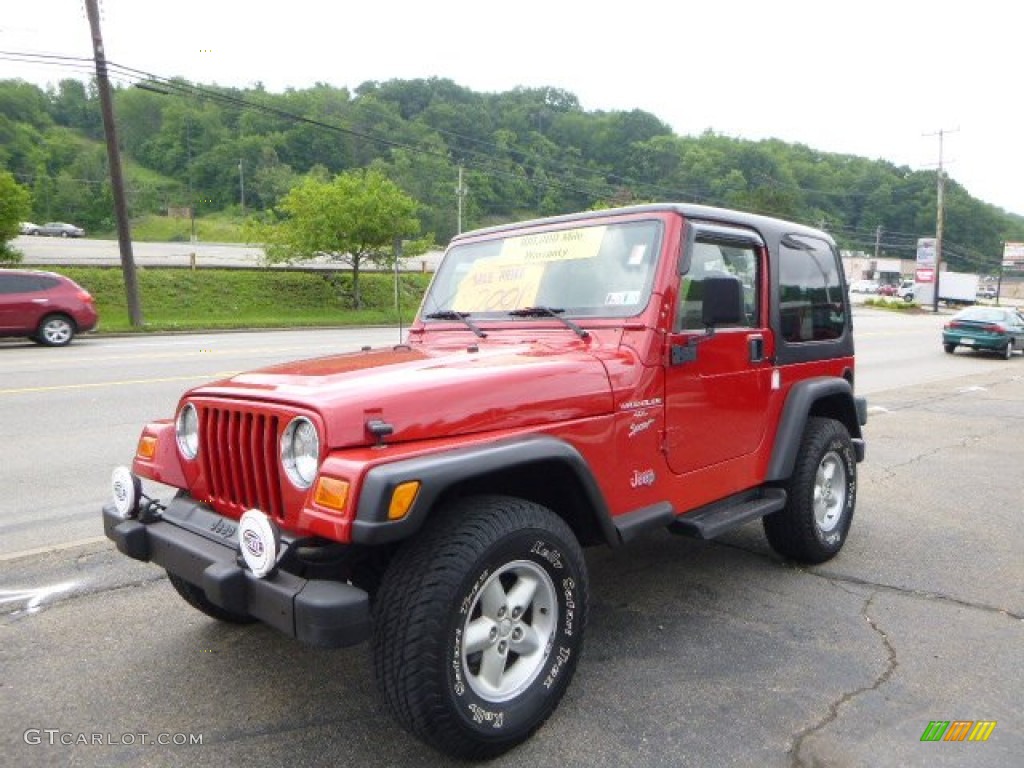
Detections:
0,169,32,263
253,168,421,309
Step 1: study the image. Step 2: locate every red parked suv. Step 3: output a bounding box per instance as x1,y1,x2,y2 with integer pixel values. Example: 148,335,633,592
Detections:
103,203,867,759
0,269,98,345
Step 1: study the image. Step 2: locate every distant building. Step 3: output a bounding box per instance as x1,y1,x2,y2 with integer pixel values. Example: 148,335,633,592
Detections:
842,252,913,283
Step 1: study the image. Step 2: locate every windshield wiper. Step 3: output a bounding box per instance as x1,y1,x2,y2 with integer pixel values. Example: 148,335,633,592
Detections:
508,306,590,339
424,310,487,338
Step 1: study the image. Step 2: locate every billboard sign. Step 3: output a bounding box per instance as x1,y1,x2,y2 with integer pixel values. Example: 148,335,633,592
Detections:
916,237,936,265
1003,242,1024,270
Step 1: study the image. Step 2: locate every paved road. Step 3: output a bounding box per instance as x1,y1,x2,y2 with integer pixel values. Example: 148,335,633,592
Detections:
0,327,403,557
1,313,1022,767
11,235,443,271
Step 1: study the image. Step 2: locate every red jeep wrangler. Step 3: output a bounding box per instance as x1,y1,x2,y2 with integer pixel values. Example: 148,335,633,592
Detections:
103,203,866,759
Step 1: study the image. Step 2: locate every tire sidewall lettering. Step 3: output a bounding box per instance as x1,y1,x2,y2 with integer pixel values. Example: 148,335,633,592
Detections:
815,436,856,550
447,531,583,735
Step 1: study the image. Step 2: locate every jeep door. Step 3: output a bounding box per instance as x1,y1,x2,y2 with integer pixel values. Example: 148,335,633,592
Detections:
663,225,775,480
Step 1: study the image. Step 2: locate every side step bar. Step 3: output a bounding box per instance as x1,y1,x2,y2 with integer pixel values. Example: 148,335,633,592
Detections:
669,489,787,540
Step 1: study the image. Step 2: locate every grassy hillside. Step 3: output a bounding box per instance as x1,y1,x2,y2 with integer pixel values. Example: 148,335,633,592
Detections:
60,267,430,333
117,212,248,243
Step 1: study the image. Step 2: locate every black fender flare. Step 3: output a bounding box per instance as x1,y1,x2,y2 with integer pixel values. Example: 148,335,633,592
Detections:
350,435,618,546
766,377,866,483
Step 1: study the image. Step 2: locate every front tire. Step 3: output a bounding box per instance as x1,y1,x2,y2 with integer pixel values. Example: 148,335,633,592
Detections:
373,495,588,760
764,417,856,564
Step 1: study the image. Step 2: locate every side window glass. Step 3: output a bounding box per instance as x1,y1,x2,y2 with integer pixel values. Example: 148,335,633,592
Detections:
778,235,845,342
0,274,36,294
677,239,759,330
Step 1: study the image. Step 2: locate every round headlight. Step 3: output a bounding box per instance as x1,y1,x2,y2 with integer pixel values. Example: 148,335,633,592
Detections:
281,416,320,489
176,403,199,460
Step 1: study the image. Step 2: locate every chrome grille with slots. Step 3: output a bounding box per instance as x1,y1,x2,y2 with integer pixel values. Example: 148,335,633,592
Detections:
198,406,284,520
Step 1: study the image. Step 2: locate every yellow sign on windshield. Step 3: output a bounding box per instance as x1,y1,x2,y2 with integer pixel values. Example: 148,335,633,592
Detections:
452,226,606,312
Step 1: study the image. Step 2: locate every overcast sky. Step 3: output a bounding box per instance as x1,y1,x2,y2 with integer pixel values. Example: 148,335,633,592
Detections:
2,0,1020,217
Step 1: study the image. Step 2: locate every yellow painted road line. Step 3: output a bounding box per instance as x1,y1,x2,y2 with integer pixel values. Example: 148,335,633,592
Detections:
0,372,240,396
0,344,333,370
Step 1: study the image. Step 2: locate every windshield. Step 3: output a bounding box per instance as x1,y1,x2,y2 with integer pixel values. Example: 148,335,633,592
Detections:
423,220,664,319
956,307,1011,322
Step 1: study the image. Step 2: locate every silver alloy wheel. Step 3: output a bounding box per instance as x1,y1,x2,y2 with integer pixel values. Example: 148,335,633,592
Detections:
461,559,557,702
813,450,847,534
1005,339,1014,360
40,316,73,345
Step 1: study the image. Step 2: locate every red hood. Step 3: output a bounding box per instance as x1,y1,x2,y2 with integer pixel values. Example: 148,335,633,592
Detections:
188,335,616,448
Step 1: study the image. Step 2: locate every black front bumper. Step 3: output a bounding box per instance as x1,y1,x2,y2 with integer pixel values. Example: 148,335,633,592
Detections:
102,497,370,649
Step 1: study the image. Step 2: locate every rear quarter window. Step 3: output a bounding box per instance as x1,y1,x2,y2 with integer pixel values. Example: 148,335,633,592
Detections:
778,235,845,343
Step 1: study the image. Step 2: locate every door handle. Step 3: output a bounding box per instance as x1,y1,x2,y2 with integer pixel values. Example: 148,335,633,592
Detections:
748,335,764,362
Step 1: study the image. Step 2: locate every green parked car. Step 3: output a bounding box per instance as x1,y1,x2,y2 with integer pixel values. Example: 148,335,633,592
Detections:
942,306,1024,360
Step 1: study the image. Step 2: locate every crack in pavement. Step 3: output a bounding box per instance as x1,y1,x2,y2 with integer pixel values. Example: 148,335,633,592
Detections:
789,591,897,768
713,539,1023,622
807,568,1024,622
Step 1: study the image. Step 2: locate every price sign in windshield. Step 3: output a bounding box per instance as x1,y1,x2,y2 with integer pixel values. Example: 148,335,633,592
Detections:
452,227,606,312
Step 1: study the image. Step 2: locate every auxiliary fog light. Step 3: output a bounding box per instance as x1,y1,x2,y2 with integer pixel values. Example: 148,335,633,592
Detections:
238,509,280,579
111,466,143,519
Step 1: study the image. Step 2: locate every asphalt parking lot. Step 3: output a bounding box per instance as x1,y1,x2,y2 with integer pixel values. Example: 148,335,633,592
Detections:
2,358,1021,767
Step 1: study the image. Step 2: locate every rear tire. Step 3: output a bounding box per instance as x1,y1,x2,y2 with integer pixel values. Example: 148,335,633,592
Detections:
373,495,588,759
34,314,75,346
944,343,956,354
764,417,856,564
1003,339,1014,360
167,572,256,624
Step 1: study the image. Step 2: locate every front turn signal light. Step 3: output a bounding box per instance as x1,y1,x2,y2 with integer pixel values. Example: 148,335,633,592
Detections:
313,477,349,513
136,435,157,460
388,481,421,520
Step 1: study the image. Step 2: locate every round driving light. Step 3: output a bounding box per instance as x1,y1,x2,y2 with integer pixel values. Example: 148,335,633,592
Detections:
238,509,279,578
281,416,320,489
111,466,142,519
175,403,199,460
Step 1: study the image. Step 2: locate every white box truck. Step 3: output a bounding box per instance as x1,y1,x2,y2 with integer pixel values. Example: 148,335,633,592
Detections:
915,271,979,307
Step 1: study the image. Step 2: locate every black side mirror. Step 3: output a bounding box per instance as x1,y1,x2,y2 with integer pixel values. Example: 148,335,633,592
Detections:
701,275,743,327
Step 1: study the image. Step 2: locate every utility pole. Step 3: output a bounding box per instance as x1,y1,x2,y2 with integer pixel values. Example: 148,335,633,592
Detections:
186,116,196,245
456,163,467,234
873,225,882,260
393,237,404,342
239,158,245,213
923,127,958,313
85,0,142,326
